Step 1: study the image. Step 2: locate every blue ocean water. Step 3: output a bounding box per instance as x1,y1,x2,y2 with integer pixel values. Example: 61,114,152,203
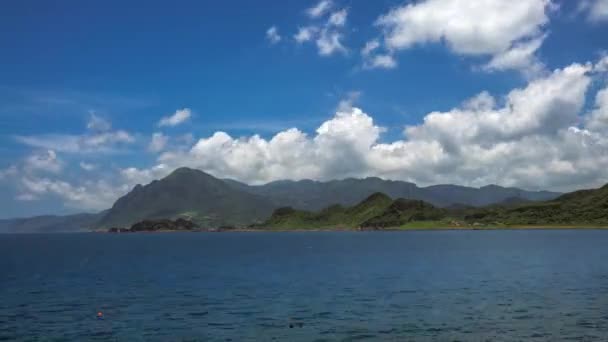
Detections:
1,230,608,341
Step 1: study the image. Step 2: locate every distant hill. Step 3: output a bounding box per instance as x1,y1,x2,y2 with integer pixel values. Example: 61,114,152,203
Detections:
263,183,608,229
260,193,445,229
0,167,567,232
96,167,275,228
465,184,608,226
0,212,103,233
228,177,560,210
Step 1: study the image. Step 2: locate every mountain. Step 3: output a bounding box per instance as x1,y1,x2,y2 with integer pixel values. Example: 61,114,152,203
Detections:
0,212,103,233
464,184,608,226
228,177,561,210
0,167,566,233
261,193,445,229
97,167,275,228
262,182,608,229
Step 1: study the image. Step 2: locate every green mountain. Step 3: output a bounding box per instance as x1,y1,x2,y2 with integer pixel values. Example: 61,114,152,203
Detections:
261,193,445,229
227,177,560,210
0,167,574,233
464,184,608,226
97,167,275,228
262,182,608,229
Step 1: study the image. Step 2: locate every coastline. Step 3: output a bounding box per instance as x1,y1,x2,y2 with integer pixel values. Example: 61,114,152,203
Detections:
101,225,608,233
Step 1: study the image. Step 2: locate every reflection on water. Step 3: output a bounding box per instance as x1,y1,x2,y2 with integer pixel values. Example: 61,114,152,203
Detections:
1,230,608,341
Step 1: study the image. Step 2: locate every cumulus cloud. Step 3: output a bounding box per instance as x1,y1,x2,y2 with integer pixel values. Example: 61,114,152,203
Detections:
586,87,608,131
148,132,169,152
484,35,546,77
595,55,608,72
266,26,281,44
119,61,608,193
158,108,191,127
8,60,608,211
372,0,553,74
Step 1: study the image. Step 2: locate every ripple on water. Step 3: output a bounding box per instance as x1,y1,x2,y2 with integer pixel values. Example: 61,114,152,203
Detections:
3,230,608,340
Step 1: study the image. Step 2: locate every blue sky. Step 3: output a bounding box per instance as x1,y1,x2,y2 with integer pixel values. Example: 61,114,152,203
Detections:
1,0,608,218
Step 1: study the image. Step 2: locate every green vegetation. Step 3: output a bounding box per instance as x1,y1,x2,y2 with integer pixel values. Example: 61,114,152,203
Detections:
260,193,447,229
8,166,608,233
97,167,275,229
260,184,608,230
463,184,608,226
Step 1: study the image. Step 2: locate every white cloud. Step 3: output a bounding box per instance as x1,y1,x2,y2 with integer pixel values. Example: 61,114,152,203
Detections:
586,87,608,131
361,40,396,69
86,112,111,132
361,40,380,56
406,63,592,144
8,60,608,211
316,29,347,56
120,164,172,186
580,0,608,22
158,108,191,127
294,26,318,43
365,54,397,69
15,114,135,154
484,34,546,77
127,61,608,193
18,176,130,211
595,55,608,72
266,26,281,44
307,0,333,18
79,162,97,171
328,9,347,27
374,0,553,74
24,150,62,174
292,3,348,56
0,166,18,180
16,131,135,154
148,132,169,152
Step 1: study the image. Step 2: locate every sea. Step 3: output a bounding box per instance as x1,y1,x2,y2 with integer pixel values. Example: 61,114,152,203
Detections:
1,230,608,341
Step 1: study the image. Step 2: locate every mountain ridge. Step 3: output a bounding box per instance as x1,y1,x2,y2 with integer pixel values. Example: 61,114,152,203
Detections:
1,167,564,232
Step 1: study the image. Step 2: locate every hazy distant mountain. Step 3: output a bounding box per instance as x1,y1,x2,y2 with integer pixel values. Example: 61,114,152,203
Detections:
0,212,103,233
0,167,564,232
227,177,560,210
97,167,275,228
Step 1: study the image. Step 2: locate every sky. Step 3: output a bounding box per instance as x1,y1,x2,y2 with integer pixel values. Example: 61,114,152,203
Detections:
1,0,608,218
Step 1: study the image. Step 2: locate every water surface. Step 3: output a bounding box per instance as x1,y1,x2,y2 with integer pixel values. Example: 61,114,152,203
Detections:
2,230,608,341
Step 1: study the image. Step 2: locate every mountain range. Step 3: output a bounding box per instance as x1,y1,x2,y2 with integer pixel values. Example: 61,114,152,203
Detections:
0,167,563,233
262,183,608,229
